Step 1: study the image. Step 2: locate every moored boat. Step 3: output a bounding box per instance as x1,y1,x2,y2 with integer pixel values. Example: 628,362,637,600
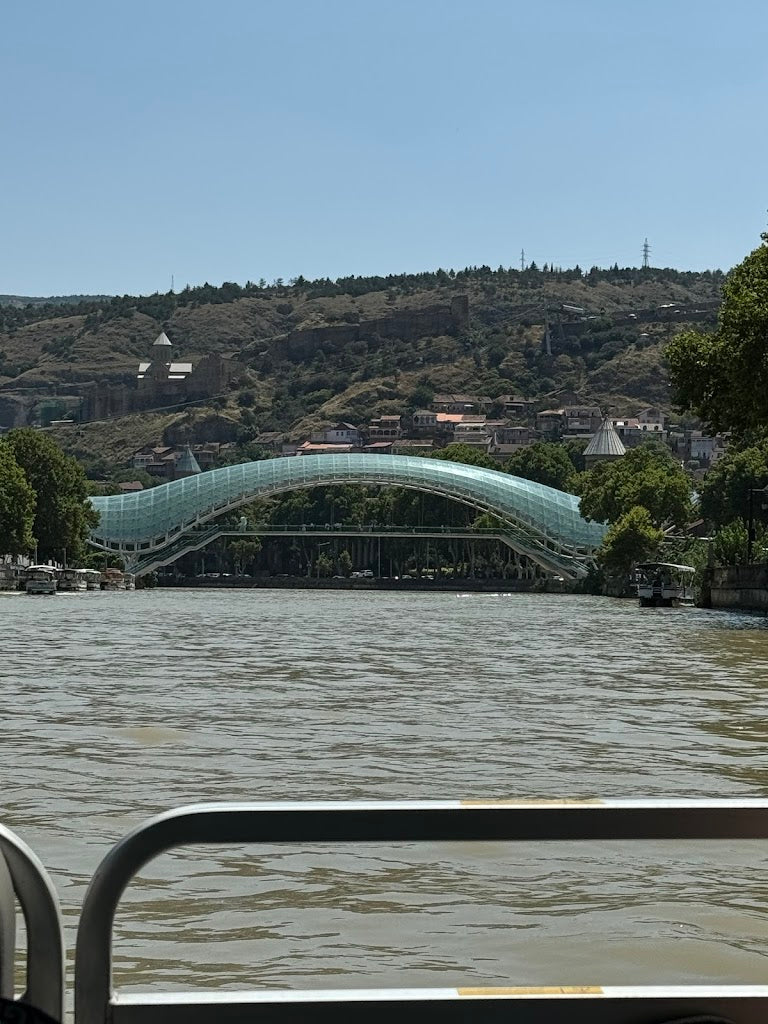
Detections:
58,568,89,592
123,572,136,591
24,565,58,595
101,567,126,591
636,562,696,608
83,569,103,591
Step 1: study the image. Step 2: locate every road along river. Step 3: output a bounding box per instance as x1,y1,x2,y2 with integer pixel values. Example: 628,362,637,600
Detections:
2,589,768,993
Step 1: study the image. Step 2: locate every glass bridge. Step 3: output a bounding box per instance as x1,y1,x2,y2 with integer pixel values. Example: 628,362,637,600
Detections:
89,454,606,578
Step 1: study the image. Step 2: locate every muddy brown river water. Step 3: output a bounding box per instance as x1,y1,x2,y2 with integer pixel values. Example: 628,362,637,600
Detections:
3,588,768,994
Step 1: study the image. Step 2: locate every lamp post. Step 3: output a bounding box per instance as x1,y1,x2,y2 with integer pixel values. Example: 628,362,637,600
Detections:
747,486,768,562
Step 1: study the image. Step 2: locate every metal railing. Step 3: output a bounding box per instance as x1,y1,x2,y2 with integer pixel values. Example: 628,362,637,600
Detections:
74,798,768,1024
128,523,590,579
0,823,65,1021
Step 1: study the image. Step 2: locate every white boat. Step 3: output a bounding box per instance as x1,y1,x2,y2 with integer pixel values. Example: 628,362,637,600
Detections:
636,562,696,607
101,567,126,591
58,568,89,592
83,569,103,591
123,572,136,591
24,565,58,595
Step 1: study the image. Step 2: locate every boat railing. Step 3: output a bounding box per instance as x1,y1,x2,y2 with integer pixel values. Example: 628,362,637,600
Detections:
75,798,768,1024
0,823,65,1022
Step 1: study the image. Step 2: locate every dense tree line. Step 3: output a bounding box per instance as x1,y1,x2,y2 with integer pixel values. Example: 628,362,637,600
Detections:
0,429,98,562
0,263,724,335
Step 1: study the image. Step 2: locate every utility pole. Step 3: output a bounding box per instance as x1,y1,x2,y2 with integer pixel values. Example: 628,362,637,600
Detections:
642,238,650,269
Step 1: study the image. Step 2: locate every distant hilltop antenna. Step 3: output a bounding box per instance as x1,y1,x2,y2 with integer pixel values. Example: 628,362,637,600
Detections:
520,248,526,272
642,238,651,269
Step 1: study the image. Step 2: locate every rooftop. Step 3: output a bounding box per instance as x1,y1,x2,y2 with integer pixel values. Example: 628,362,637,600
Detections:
584,418,627,458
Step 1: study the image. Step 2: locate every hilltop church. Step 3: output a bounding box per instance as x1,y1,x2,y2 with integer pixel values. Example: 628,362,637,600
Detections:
81,331,234,421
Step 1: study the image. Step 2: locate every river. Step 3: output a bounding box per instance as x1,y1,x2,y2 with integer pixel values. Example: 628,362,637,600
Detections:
3,589,768,994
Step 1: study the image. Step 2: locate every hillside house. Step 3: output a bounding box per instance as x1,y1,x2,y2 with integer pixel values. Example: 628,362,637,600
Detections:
368,415,403,441
431,393,492,414
453,419,491,448
536,409,565,436
495,425,537,445
320,422,362,445
435,413,485,438
564,405,603,436
611,417,668,448
131,442,228,478
637,407,665,429
295,441,356,456
496,395,537,419
253,432,284,453
130,444,203,481
687,431,725,465
412,409,438,434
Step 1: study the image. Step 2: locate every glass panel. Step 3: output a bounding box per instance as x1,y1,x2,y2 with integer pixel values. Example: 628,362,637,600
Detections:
89,454,606,556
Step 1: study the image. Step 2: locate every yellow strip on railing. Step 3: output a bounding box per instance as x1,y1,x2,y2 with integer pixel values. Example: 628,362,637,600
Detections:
460,798,604,806
458,986,603,996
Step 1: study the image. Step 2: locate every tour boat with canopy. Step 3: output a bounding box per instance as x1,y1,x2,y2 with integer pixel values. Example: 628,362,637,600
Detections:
636,562,696,607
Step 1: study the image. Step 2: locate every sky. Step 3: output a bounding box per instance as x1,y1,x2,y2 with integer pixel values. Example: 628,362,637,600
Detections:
2,0,767,296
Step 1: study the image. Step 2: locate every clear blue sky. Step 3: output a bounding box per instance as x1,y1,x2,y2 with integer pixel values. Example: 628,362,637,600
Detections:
2,0,766,296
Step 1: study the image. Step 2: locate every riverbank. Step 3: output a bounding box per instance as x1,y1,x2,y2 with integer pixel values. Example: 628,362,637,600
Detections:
158,575,570,594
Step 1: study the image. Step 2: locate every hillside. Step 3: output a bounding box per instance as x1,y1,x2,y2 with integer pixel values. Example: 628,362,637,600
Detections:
0,264,723,471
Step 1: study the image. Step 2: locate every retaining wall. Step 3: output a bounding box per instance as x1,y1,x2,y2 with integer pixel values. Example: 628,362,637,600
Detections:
709,563,768,613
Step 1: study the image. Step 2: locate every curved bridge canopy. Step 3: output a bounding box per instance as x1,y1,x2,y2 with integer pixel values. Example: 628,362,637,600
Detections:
89,453,606,568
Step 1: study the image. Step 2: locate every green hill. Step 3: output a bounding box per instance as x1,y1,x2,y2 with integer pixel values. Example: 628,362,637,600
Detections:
0,264,723,471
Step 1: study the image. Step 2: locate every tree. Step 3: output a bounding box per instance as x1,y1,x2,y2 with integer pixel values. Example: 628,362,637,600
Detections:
337,550,353,577
598,505,664,576
315,552,333,578
0,443,36,555
667,232,768,433
228,538,261,575
697,439,768,529
408,381,434,409
4,428,99,562
579,443,692,528
429,443,497,470
505,441,576,491
711,520,749,566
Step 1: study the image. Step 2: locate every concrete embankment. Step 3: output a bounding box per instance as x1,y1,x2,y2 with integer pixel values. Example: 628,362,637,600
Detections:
703,564,768,613
158,575,570,594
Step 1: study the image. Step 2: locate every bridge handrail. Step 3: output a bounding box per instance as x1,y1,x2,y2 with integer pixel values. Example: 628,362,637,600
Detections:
0,823,65,1021
75,798,768,1024
183,523,524,535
